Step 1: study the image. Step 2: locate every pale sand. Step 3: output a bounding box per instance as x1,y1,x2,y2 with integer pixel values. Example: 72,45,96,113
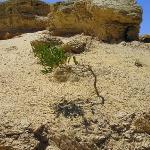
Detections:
0,30,150,149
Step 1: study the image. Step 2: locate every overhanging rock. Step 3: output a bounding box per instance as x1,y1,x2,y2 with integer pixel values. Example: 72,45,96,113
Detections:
48,0,142,43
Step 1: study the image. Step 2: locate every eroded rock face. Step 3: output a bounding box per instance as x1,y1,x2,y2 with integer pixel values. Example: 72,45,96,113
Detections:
48,0,142,43
0,0,50,40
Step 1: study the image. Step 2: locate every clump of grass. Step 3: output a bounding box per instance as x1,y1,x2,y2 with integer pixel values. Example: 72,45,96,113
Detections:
53,66,72,82
134,114,150,134
31,40,68,73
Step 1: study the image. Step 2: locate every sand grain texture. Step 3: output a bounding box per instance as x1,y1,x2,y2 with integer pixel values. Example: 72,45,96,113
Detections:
0,31,150,149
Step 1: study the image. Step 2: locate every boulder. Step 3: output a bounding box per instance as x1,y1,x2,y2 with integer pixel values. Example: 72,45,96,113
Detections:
140,35,150,43
61,39,86,54
48,0,142,43
0,0,50,40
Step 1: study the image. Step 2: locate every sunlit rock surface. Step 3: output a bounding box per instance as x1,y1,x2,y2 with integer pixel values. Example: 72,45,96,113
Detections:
48,0,142,43
0,0,50,39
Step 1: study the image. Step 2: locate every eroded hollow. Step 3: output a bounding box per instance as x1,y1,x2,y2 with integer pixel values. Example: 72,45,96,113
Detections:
54,100,84,118
34,125,49,150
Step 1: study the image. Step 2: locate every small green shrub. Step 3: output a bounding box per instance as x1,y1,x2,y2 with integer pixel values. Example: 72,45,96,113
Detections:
31,40,68,73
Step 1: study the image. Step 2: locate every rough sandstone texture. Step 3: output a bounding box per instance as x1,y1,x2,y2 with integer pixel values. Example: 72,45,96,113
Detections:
0,0,50,40
48,0,142,43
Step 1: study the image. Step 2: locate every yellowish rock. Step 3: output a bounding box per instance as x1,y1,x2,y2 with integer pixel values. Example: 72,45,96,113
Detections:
48,0,142,43
0,0,50,39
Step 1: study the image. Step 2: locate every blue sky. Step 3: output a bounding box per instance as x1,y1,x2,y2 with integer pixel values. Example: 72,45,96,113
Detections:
43,0,150,35
137,0,150,35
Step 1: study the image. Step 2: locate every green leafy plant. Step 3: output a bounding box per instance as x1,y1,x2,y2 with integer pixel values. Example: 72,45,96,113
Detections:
31,40,68,73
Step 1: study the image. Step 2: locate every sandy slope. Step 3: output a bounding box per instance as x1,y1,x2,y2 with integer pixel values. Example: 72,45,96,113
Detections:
0,31,150,149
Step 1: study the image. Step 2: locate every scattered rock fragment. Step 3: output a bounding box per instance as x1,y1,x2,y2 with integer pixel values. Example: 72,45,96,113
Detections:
135,59,143,68
61,40,86,54
140,34,150,43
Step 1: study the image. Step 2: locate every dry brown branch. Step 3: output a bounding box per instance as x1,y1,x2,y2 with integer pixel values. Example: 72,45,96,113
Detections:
87,65,105,105
72,57,105,105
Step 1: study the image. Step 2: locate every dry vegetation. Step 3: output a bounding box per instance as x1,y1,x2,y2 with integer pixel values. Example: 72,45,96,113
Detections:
134,114,150,134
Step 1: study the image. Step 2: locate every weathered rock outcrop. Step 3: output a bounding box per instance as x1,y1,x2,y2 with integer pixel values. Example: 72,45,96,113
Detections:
48,0,142,43
0,0,50,39
140,34,150,43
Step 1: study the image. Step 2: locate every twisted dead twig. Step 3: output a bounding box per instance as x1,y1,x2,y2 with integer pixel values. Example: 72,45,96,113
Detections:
87,65,105,105
73,56,105,105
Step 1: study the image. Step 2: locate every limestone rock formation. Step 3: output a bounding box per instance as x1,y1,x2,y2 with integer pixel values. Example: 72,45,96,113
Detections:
140,34,150,43
0,0,50,40
48,0,142,43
